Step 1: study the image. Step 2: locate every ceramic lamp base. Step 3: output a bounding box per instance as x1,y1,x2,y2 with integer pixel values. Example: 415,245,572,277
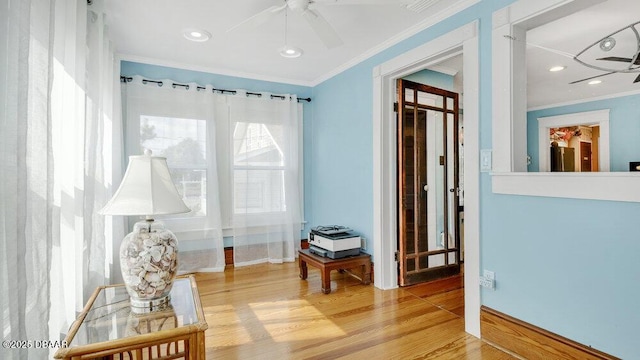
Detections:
120,219,178,312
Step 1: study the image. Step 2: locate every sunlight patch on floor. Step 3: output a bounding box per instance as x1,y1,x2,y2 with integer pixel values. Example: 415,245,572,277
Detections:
205,304,254,346
248,299,347,341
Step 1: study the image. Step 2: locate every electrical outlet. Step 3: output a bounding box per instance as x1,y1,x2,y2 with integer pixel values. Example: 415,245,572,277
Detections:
479,276,495,290
483,270,495,281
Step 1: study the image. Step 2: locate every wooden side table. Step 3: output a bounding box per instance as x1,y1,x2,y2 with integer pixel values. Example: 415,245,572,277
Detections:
54,275,207,360
298,249,371,294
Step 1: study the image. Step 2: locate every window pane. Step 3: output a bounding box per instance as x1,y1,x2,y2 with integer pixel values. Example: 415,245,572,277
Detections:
233,122,283,167
172,169,207,216
234,169,285,213
140,115,207,216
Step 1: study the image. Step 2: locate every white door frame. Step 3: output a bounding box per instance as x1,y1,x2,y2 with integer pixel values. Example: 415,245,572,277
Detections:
372,21,481,337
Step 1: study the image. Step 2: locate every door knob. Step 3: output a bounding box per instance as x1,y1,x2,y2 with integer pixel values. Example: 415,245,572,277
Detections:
423,184,429,191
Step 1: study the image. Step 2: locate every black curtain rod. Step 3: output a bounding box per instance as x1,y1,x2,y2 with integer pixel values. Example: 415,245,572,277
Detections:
119,76,311,103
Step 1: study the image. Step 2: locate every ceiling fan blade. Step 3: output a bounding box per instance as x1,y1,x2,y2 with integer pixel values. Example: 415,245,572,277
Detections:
227,4,286,33
302,9,343,49
597,56,633,63
598,52,640,65
569,71,616,84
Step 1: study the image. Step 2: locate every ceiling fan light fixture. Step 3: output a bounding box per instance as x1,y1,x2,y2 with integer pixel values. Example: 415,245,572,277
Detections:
599,37,616,52
183,28,211,42
279,45,303,58
549,65,566,72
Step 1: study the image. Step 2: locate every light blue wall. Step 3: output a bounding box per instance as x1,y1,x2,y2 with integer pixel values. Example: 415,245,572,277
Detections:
527,93,640,172
120,61,313,97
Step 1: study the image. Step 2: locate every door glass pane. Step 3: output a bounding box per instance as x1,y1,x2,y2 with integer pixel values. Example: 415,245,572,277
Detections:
426,109,445,255
416,109,428,254
446,112,457,250
447,96,455,110
428,254,445,268
406,258,415,272
418,255,428,270
448,251,457,264
403,107,415,254
417,92,444,108
405,88,414,103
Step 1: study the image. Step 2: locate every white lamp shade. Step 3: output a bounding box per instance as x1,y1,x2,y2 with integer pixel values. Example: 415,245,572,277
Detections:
101,153,190,216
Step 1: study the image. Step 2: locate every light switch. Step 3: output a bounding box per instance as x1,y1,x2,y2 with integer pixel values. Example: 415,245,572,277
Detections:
480,149,492,172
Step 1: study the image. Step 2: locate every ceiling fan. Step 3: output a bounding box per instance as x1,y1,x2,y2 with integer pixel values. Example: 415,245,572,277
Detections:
226,0,421,49
570,20,640,84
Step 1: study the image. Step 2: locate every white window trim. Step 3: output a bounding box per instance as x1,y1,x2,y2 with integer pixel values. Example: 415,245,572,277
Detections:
491,0,640,202
372,21,481,337
537,109,610,172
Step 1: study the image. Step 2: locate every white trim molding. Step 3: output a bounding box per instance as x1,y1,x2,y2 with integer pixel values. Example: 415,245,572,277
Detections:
372,21,481,337
493,172,640,202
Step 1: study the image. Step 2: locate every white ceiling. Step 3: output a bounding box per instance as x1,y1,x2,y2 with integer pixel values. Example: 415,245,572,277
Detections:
103,0,474,86
102,0,640,108
526,0,640,109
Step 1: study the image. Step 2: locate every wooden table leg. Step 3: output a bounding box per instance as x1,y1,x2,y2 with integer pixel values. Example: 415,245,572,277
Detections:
299,258,308,280
321,268,332,294
362,262,371,285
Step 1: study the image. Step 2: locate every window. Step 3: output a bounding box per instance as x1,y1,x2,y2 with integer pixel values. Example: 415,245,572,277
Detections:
124,82,305,235
233,122,286,214
139,115,207,217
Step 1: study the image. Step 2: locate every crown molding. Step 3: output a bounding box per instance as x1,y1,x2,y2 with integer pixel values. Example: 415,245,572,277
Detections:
527,88,640,112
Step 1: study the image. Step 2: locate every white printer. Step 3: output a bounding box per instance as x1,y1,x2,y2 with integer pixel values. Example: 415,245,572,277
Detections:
308,225,361,259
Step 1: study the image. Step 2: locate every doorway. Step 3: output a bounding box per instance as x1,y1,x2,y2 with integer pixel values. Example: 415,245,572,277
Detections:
537,109,610,172
580,141,592,172
372,21,480,336
397,79,461,286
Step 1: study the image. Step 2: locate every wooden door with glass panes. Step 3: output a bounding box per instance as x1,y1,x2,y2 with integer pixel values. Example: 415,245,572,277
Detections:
397,79,461,286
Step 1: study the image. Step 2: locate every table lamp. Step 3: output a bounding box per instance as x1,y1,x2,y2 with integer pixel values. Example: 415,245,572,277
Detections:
101,149,190,313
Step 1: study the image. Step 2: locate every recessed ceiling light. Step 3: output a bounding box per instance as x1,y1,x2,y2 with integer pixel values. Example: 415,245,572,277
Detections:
549,66,566,72
599,37,616,52
183,28,211,42
279,46,303,58
588,79,602,85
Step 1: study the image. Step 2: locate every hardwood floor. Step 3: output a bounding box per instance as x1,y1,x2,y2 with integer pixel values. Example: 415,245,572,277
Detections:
194,262,515,359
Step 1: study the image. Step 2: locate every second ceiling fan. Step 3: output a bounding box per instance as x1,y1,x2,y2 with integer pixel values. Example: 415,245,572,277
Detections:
227,0,413,49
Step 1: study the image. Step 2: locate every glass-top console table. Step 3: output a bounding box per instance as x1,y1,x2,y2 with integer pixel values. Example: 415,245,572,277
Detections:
54,275,207,359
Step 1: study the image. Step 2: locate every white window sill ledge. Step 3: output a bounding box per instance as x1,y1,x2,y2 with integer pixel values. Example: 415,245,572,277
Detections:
491,172,640,203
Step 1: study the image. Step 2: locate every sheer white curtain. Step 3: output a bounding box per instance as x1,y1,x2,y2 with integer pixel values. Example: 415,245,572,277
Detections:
123,77,225,272
0,1,121,358
229,92,303,266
